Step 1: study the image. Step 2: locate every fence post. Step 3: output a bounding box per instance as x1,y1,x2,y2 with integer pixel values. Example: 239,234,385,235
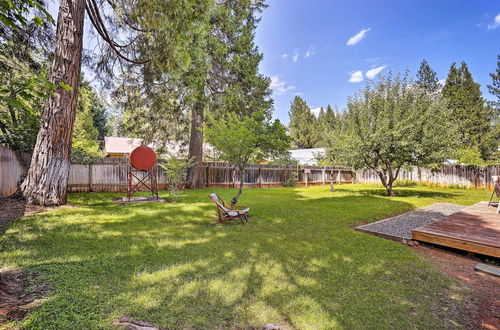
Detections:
205,165,209,188
88,164,93,192
258,166,262,188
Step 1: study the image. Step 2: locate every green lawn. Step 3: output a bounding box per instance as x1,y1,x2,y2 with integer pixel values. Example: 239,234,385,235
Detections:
0,185,491,329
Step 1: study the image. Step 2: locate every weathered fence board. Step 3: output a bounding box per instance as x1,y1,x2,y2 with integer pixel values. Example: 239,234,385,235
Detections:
356,166,500,189
3,146,500,196
0,146,30,197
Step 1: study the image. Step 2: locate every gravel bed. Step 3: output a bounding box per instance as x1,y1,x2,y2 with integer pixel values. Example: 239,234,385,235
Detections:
356,203,466,241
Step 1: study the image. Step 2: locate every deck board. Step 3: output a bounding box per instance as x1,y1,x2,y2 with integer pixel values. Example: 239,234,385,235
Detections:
412,202,500,258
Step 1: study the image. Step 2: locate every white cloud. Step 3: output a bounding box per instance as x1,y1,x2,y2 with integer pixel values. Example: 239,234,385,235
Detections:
270,75,295,95
347,28,371,46
305,46,316,58
349,71,364,83
310,107,322,117
365,65,386,80
487,13,500,30
438,79,446,86
292,50,299,62
282,53,288,60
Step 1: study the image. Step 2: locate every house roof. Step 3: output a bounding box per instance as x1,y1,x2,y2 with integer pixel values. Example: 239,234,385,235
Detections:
103,136,216,158
289,148,325,165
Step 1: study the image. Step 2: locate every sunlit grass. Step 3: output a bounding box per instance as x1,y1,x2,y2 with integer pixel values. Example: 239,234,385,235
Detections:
0,184,490,328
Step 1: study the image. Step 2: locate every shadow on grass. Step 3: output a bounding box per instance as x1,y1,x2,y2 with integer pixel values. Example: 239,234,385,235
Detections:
0,188,475,329
353,187,457,199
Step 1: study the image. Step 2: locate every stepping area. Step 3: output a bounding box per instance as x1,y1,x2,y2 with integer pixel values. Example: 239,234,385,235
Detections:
355,203,465,241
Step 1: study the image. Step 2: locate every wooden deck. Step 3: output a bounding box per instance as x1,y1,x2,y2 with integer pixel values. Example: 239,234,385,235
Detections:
412,202,500,258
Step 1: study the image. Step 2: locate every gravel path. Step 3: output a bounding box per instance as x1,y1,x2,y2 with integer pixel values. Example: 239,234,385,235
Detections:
356,203,466,241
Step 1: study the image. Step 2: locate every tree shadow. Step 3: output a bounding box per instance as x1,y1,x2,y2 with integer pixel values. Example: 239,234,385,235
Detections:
0,188,477,328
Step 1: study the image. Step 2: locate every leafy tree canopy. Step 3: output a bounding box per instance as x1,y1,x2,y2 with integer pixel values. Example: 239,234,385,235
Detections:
326,72,456,196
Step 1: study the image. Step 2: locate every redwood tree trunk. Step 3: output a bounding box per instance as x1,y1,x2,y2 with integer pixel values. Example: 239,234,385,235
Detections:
20,0,85,206
186,104,205,189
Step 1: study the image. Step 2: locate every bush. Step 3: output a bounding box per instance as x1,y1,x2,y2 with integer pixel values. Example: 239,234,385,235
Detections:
283,171,298,187
159,157,194,202
393,179,418,187
447,183,468,189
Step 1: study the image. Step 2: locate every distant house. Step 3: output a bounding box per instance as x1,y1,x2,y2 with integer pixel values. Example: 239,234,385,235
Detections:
289,148,325,165
102,136,216,159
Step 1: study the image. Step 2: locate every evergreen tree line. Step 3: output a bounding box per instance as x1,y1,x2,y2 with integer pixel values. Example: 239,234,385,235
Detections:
288,58,500,165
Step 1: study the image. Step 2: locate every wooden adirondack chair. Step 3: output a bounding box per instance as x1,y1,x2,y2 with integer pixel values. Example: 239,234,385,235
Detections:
488,177,500,214
208,192,250,226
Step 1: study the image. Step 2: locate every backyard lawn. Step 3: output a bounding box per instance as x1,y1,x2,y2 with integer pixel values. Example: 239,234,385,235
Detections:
0,184,492,329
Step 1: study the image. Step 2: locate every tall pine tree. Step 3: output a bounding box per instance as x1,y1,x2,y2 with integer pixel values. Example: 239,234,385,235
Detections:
442,62,493,160
416,59,439,93
288,96,318,148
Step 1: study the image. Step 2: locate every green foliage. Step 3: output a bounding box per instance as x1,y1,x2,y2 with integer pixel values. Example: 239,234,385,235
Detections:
0,185,490,328
205,110,290,168
416,59,439,93
70,82,103,164
159,157,194,202
326,72,456,196
393,179,418,187
456,146,486,166
442,62,495,160
0,0,53,29
447,183,468,189
204,110,290,203
0,22,55,152
288,96,320,148
283,170,298,187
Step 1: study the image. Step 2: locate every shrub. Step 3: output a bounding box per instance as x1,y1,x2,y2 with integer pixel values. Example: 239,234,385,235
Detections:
159,157,194,202
283,171,298,187
447,183,468,189
393,179,418,187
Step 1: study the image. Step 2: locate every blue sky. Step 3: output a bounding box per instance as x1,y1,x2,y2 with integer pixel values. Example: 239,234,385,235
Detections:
255,0,500,123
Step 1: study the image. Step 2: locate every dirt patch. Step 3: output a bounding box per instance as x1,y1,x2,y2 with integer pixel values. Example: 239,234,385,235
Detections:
0,198,76,233
416,244,500,330
0,268,49,326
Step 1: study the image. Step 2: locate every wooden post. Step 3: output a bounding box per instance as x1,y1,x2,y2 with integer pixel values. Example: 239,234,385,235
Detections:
88,164,93,192
322,166,326,185
330,169,334,192
205,165,209,188
305,169,308,187
258,166,262,188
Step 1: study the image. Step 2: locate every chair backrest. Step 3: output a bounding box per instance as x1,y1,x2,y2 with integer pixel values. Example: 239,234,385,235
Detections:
494,181,500,197
209,193,229,212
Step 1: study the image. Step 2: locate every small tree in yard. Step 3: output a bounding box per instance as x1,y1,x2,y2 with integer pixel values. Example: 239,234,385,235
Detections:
326,72,456,196
159,157,194,202
204,110,290,205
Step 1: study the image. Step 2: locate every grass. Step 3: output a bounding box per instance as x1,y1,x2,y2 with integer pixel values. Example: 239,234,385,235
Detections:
0,184,491,329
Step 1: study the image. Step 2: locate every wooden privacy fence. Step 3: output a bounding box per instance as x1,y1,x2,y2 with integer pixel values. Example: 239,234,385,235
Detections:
356,166,500,189
67,160,353,192
3,146,500,195
0,146,31,197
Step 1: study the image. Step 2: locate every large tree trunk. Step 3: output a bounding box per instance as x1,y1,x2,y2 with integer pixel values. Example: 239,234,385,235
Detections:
186,103,205,189
20,0,85,206
375,169,395,197
231,167,245,206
